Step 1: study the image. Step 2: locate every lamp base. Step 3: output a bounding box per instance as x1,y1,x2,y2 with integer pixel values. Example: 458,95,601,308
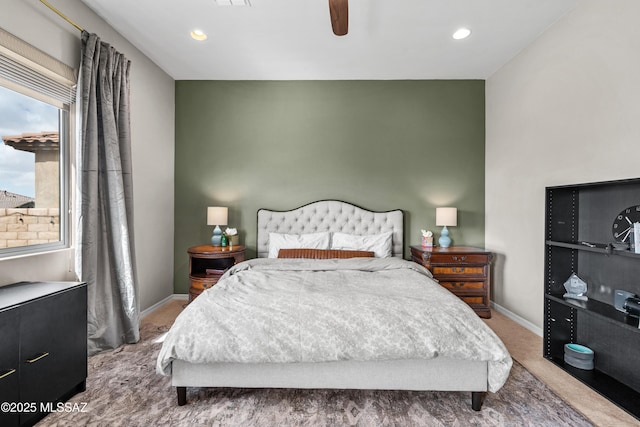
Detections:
439,226,452,248
211,225,222,246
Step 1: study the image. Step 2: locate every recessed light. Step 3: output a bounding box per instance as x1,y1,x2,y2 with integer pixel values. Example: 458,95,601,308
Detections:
190,29,207,41
452,28,471,40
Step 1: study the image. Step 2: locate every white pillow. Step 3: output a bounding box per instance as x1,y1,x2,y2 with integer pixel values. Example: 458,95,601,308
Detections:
331,231,393,258
268,231,331,258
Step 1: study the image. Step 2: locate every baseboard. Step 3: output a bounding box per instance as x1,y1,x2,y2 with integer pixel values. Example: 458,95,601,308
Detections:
491,302,543,337
141,294,188,318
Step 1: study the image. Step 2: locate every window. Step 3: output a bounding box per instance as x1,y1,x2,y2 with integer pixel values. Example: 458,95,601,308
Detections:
0,29,75,258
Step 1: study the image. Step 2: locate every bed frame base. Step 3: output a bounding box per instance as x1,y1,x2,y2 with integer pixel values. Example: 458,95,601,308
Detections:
171,357,490,411
176,387,487,411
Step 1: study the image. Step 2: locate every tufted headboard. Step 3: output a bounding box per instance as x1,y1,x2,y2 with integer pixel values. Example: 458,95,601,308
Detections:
257,200,404,258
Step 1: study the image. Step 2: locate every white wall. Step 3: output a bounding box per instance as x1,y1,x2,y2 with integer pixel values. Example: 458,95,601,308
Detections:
0,0,175,311
486,0,640,327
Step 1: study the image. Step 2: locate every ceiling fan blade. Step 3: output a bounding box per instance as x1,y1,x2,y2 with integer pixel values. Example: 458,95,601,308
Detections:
329,0,348,36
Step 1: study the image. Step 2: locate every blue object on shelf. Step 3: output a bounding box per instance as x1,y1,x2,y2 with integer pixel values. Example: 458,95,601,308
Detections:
564,343,594,370
566,343,593,355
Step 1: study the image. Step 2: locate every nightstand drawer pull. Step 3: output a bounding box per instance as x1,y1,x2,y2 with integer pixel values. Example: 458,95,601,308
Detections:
0,369,16,379
452,255,467,261
26,352,49,364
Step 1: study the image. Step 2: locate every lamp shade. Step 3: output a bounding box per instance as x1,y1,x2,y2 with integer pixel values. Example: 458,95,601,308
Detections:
436,207,457,227
207,206,228,225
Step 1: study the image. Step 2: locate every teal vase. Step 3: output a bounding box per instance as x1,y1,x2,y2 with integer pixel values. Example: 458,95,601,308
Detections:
439,226,452,248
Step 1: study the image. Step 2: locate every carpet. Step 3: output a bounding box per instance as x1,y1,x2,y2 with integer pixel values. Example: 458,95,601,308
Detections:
41,325,593,427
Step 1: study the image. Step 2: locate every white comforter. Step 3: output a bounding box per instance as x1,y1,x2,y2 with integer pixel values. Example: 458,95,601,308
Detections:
157,258,512,392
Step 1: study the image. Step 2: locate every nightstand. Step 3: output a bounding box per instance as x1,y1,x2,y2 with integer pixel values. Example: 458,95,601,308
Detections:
410,245,493,318
187,245,246,302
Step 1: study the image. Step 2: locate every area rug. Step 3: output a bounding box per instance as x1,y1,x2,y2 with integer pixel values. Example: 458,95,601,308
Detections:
42,325,593,427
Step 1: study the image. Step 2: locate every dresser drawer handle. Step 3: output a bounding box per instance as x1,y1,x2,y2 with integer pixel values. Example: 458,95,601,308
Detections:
454,267,465,273
452,256,467,261
26,352,50,364
0,369,16,379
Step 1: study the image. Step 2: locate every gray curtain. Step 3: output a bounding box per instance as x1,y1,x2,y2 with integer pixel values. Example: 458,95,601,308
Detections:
77,31,139,355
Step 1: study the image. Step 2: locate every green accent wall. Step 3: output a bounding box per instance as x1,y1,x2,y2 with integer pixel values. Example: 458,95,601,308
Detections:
174,80,485,294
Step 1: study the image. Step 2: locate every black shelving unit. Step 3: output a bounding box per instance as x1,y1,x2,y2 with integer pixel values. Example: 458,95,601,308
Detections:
544,178,640,420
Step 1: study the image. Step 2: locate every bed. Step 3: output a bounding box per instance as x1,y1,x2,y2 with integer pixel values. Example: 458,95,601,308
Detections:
157,200,512,411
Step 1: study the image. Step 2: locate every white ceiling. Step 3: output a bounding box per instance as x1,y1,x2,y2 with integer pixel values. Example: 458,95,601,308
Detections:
80,0,578,80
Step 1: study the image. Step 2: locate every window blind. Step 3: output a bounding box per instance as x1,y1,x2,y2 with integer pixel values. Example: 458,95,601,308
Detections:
0,27,76,106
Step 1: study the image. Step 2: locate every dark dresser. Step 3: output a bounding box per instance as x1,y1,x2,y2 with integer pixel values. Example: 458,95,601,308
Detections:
0,281,87,426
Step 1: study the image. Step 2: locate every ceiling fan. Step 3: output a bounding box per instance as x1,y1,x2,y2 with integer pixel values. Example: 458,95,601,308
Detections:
328,0,348,36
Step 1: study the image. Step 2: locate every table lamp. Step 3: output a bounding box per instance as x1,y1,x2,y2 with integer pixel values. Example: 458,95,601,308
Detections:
207,207,228,246
436,207,457,248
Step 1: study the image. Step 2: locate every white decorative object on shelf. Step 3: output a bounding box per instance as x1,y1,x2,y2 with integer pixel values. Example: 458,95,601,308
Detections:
563,273,588,302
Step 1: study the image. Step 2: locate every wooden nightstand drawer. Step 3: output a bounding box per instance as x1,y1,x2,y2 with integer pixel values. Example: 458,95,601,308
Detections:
430,254,489,264
188,276,220,301
432,266,486,276
460,296,485,305
190,276,220,290
439,281,485,291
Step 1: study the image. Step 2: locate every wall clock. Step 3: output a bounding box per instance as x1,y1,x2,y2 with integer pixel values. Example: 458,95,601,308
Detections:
612,205,640,242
